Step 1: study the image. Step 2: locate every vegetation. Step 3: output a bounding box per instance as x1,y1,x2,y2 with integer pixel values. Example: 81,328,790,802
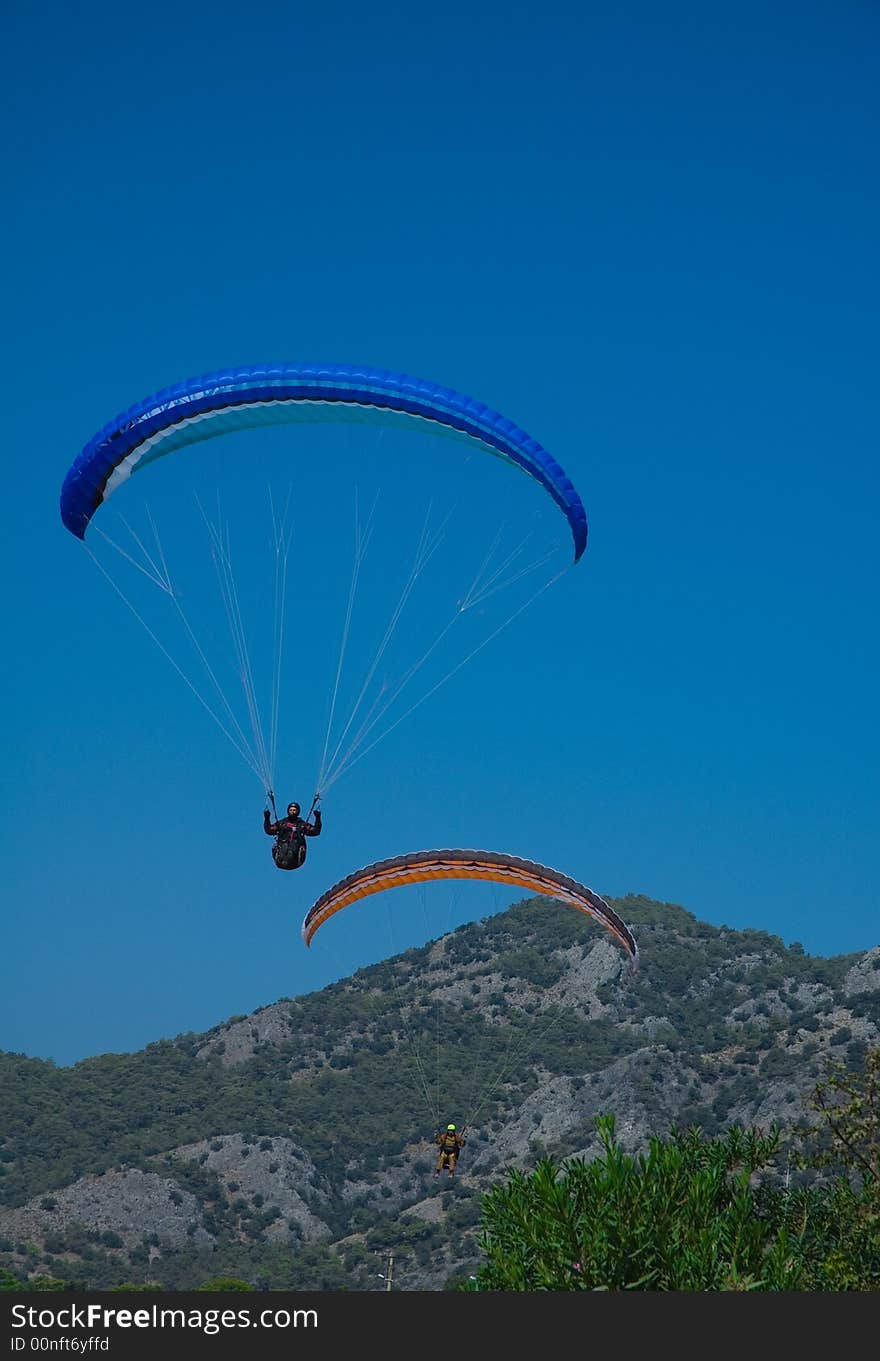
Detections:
470,1046,880,1290
471,1115,879,1290
1,892,877,1289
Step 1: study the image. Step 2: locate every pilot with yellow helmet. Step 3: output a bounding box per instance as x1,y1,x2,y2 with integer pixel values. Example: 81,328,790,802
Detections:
434,1123,465,1177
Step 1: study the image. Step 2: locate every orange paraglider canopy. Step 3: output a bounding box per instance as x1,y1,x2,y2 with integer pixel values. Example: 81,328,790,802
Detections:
301,848,638,967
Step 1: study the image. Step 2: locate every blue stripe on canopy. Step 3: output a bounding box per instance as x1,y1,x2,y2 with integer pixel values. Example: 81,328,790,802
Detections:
60,363,588,560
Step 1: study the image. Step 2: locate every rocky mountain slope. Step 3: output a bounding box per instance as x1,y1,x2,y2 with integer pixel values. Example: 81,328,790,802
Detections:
2,892,878,1289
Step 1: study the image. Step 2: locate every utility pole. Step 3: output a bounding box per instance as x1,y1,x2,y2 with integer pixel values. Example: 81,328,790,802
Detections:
377,1251,394,1291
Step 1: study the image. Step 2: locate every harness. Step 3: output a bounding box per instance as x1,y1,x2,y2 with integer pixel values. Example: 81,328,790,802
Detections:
273,819,307,870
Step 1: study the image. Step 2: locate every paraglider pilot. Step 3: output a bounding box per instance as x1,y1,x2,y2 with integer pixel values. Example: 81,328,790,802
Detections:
434,1124,465,1177
264,800,322,870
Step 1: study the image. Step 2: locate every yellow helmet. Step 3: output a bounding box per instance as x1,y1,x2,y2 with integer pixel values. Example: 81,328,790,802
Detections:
447,1124,456,1131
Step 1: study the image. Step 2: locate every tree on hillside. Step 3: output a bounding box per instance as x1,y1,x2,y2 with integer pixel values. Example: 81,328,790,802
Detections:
794,1044,880,1289
801,1045,880,1185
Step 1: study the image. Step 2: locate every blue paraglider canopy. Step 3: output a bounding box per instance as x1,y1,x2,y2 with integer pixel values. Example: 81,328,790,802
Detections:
59,362,588,560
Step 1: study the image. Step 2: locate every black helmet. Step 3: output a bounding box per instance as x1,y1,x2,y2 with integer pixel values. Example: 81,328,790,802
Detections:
287,802,301,816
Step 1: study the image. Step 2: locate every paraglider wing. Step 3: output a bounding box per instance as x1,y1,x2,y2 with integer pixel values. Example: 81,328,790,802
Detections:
59,363,588,560
301,849,638,967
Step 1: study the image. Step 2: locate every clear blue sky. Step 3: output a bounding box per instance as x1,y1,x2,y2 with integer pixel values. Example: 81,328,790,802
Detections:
2,1,878,1066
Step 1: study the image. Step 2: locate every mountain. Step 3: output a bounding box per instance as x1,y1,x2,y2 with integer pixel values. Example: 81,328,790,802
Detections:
2,892,878,1290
